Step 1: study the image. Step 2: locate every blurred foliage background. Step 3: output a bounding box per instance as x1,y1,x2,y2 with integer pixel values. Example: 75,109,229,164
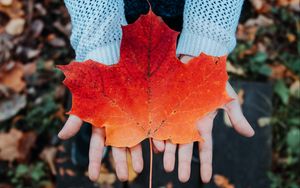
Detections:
0,0,299,188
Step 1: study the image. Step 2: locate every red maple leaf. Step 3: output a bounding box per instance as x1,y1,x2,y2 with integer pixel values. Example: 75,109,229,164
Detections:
58,11,231,148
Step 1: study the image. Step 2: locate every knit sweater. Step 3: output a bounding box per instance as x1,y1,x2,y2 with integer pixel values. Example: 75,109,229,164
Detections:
64,0,244,65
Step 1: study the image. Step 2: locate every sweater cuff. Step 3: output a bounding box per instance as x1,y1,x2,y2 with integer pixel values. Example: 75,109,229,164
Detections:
83,41,120,65
176,30,232,57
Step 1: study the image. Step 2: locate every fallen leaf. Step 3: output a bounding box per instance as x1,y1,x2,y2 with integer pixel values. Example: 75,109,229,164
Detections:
0,0,12,6
224,112,232,128
97,165,116,185
290,80,300,98
5,18,25,35
40,147,58,175
47,34,66,47
226,61,245,76
0,128,36,162
59,167,65,176
286,33,296,43
0,183,13,188
18,131,37,162
59,10,231,147
127,151,138,182
23,62,37,76
65,168,76,176
0,62,25,93
214,174,235,188
237,89,245,105
276,0,300,11
245,15,274,27
0,128,22,161
0,0,24,18
165,182,173,188
258,117,271,127
0,93,26,122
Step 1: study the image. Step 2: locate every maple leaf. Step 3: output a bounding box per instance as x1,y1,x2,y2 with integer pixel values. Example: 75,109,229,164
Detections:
58,11,231,147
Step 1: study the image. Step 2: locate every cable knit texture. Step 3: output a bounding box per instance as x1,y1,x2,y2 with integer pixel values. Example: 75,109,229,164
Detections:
64,0,126,64
176,0,244,56
64,0,243,64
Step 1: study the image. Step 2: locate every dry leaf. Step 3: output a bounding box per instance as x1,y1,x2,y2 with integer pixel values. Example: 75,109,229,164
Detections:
0,94,26,122
97,165,116,185
237,24,258,41
226,61,245,76
0,128,22,162
65,168,76,176
258,117,271,127
5,18,25,35
237,89,245,105
0,128,36,162
40,147,58,175
23,62,37,76
214,174,235,188
0,62,25,93
245,15,274,27
224,113,232,128
290,80,300,98
0,0,12,6
127,151,138,182
276,0,300,11
0,0,24,18
286,33,296,43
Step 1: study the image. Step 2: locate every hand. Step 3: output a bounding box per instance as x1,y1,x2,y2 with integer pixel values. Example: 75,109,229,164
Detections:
161,55,255,183
58,115,165,181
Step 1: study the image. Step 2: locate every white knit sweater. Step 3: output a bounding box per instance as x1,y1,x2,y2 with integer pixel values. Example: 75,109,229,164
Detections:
64,0,244,64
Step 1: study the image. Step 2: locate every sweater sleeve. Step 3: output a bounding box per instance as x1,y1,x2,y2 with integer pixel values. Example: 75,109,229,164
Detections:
176,0,244,57
64,0,127,64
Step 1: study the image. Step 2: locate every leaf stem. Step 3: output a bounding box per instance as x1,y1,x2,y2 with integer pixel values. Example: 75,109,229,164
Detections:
149,138,153,188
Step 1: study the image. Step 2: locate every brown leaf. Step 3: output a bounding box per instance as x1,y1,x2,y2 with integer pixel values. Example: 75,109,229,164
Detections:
0,62,25,93
0,0,12,6
237,89,245,105
0,128,22,162
0,183,13,188
249,0,271,13
0,128,36,162
47,34,66,47
40,147,58,175
127,151,138,182
237,24,258,42
23,62,37,76
214,174,235,188
269,63,299,80
286,33,296,43
18,131,37,162
65,168,76,176
97,165,116,185
290,80,300,98
0,0,24,18
5,18,25,36
0,93,26,122
276,0,300,11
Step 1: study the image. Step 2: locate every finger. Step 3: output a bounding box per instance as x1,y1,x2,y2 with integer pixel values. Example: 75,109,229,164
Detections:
130,144,143,173
153,139,165,152
197,113,215,183
88,127,105,181
224,83,254,137
58,115,83,139
112,147,128,181
178,143,193,182
163,141,177,172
